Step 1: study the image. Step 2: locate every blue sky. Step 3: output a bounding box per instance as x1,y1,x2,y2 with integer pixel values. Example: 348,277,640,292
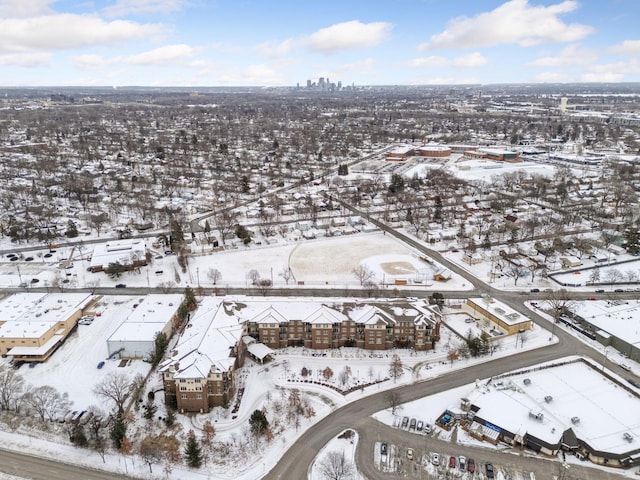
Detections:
0,0,639,86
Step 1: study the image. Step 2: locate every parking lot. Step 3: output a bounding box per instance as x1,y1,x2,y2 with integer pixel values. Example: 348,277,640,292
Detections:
374,440,531,479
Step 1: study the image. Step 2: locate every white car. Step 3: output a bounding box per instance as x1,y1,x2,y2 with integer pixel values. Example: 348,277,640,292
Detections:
431,453,440,466
458,456,466,470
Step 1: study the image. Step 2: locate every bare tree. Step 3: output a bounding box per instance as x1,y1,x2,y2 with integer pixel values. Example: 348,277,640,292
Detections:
338,365,351,386
544,289,576,322
212,209,238,246
385,390,402,415
388,354,403,383
247,269,261,285
353,264,376,286
92,372,133,413
318,450,355,480
605,268,623,287
279,266,294,285
25,385,71,422
206,267,222,285
0,365,26,412
503,264,528,286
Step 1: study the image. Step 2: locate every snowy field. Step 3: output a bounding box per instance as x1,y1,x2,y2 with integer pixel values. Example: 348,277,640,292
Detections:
0,232,472,291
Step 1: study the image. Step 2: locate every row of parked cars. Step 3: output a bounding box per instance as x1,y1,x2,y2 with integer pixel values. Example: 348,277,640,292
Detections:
396,415,433,434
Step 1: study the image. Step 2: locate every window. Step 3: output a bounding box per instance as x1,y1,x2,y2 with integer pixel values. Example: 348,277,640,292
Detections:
196,394,202,400
181,394,187,399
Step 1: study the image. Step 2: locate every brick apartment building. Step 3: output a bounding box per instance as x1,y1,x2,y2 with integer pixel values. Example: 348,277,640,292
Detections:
161,298,443,413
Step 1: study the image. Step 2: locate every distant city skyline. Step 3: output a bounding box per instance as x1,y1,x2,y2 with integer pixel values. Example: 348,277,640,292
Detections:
0,0,639,87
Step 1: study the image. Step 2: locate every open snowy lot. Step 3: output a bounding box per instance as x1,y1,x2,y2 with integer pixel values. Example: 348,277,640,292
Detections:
0,232,471,291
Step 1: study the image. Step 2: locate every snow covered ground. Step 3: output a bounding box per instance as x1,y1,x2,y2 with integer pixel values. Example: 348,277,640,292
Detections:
0,232,471,291
0,300,557,480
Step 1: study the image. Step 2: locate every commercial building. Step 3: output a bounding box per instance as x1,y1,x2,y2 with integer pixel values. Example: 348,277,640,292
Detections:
107,294,182,359
0,293,95,362
463,298,532,336
89,239,148,273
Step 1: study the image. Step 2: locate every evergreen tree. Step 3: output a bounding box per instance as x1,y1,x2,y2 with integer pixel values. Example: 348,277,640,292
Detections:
142,397,157,421
249,409,269,436
149,332,169,367
71,423,88,447
110,411,128,449
164,406,176,428
388,173,405,194
184,430,203,468
65,220,78,238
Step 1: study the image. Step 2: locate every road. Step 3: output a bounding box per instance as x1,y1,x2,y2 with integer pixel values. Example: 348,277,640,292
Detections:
0,447,132,480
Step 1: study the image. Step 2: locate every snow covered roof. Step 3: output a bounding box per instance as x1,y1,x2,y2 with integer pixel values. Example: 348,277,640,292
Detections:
573,300,640,346
467,359,640,455
304,305,347,325
348,305,394,326
90,239,147,270
160,298,243,378
0,293,93,338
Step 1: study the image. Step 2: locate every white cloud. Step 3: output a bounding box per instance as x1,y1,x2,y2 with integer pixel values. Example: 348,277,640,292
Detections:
255,39,296,58
0,51,50,67
124,44,197,65
340,57,375,72
531,71,570,82
527,44,597,67
420,0,594,50
610,40,640,56
102,0,186,17
306,20,392,54
0,0,53,17
580,71,625,82
218,64,285,86
406,52,487,68
71,54,121,70
0,14,164,53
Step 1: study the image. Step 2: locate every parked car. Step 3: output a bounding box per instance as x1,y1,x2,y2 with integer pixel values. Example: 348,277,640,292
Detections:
458,456,466,470
380,443,387,455
431,453,440,466
627,378,640,388
409,418,417,430
449,456,456,468
407,448,414,461
614,288,624,293
97,361,105,369
485,462,495,478
401,416,409,428
423,423,432,434
467,458,475,473
595,289,605,293
115,283,126,288
416,420,424,431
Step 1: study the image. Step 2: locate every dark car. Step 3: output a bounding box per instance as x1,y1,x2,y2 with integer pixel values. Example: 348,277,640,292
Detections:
614,288,624,293
115,283,127,288
380,443,387,455
530,288,540,292
467,458,475,473
628,378,640,388
595,289,605,293
485,462,495,478
97,361,105,369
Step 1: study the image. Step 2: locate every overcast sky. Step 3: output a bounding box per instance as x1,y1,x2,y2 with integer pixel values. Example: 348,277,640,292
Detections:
1,0,639,87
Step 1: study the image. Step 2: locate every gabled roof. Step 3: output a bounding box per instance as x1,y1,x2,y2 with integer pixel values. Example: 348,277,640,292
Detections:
304,305,347,324
245,305,289,325
348,305,395,326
